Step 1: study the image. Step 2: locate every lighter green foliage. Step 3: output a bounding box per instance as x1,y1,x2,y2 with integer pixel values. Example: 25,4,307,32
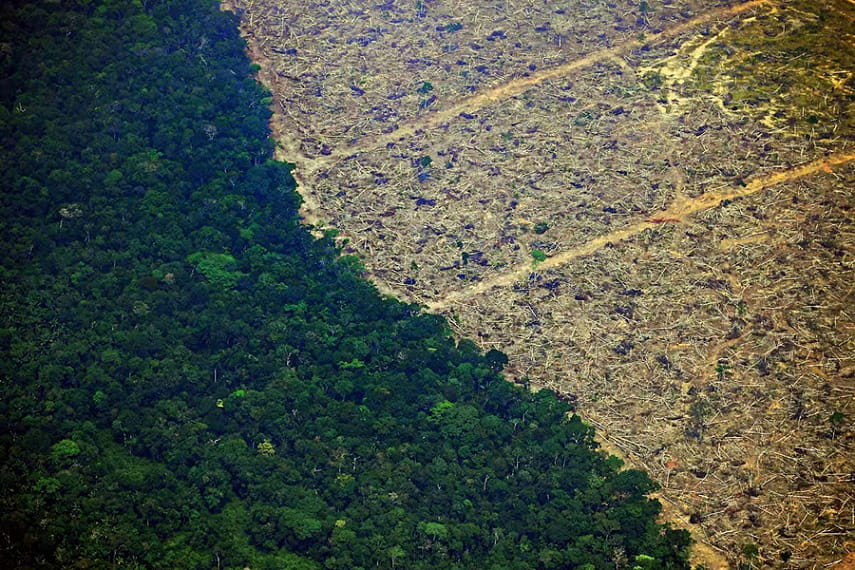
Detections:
187,251,246,289
428,400,455,423
257,440,276,457
51,439,80,458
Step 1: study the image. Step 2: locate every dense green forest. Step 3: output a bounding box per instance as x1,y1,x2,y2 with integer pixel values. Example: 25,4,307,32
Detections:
0,0,691,567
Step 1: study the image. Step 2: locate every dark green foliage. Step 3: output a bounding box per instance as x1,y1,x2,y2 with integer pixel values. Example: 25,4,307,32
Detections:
0,0,690,568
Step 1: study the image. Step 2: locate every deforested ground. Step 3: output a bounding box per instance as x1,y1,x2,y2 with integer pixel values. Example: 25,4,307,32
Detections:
222,0,855,566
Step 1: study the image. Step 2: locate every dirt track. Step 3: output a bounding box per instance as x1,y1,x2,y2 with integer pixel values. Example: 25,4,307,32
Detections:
315,0,772,165
429,151,855,312
226,0,855,566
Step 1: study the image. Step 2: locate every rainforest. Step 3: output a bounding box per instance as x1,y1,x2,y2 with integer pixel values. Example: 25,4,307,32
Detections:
0,0,690,568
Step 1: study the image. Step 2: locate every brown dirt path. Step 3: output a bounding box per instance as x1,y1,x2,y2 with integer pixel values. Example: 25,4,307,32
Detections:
313,0,773,167
428,151,855,312
220,1,855,566
222,0,774,236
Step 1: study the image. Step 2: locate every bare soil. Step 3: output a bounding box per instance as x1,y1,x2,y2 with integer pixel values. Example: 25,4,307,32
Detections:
223,0,855,566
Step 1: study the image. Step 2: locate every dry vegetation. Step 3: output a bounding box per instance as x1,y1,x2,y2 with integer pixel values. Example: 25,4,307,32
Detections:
227,0,733,156
224,0,855,566
442,162,855,568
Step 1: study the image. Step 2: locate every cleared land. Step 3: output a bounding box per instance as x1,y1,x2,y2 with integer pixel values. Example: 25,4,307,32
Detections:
224,0,855,566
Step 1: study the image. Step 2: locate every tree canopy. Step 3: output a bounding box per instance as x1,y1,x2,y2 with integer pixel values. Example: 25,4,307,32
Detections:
0,0,690,567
